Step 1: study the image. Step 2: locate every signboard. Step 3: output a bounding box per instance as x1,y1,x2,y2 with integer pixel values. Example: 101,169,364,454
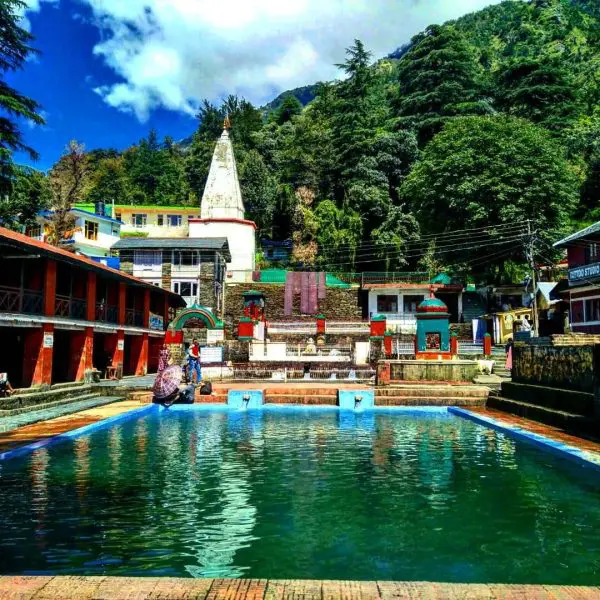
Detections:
206,329,225,344
43,333,54,348
117,340,124,351
200,346,223,363
149,314,164,331
569,262,600,284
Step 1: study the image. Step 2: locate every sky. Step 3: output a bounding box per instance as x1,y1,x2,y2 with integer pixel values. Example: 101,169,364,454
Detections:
12,0,502,171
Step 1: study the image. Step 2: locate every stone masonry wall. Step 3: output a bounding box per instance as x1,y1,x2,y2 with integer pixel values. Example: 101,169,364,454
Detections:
224,283,363,335
513,344,595,393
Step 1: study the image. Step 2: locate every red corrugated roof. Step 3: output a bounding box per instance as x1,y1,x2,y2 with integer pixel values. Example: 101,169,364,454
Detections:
0,225,183,303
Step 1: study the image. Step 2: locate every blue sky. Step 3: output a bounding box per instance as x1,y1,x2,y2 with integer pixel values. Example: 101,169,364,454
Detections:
13,0,501,171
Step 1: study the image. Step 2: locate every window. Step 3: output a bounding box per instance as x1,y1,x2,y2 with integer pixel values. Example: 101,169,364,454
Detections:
585,298,600,322
131,214,147,227
377,295,398,313
115,212,122,222
404,295,425,313
134,250,162,270
157,215,164,226
167,214,182,227
25,225,41,238
173,250,199,266
85,221,98,241
173,281,198,297
111,227,119,236
585,243,599,264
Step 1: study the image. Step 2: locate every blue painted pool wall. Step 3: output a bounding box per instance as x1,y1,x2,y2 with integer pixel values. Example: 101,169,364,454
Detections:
338,389,375,410
0,404,158,462
228,390,264,409
450,407,600,473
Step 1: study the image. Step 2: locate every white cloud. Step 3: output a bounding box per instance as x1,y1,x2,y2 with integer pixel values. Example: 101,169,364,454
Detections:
20,0,57,30
51,0,505,121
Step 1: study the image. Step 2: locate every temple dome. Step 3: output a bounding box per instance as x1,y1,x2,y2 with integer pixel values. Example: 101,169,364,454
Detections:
417,296,448,314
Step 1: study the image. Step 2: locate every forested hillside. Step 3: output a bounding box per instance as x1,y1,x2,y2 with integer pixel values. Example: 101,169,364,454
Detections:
11,0,600,280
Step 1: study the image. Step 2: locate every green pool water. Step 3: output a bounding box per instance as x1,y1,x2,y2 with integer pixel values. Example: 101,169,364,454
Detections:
1,407,600,583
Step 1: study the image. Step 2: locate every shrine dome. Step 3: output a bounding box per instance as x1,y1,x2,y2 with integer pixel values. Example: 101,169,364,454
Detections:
417,295,448,314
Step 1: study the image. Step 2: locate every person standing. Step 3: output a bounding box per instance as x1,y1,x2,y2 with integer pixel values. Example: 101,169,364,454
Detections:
504,338,514,373
187,338,202,384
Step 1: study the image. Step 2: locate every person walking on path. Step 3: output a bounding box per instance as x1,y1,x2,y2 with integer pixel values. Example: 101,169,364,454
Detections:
187,338,202,384
504,338,514,373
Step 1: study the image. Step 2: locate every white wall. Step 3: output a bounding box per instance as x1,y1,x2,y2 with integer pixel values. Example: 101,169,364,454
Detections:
73,216,120,257
189,219,255,279
367,288,427,317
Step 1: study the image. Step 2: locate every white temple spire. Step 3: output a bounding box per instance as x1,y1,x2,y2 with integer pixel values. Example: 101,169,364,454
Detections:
200,119,245,220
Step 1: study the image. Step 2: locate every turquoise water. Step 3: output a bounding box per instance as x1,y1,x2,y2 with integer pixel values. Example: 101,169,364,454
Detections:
1,407,600,583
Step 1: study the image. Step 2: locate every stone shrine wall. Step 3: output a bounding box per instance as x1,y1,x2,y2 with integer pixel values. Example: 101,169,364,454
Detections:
512,344,595,393
224,283,363,335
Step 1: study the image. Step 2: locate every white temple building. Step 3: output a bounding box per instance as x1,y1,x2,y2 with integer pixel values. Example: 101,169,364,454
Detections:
188,118,257,282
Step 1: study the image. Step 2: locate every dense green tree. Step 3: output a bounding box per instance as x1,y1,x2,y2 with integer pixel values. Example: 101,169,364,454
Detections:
494,58,579,132
239,150,278,236
0,0,45,194
371,206,420,271
87,157,128,206
395,25,491,144
401,116,579,261
274,94,303,125
314,200,363,269
0,166,50,230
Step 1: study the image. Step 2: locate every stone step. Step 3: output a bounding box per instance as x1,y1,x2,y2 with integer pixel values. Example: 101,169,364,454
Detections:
263,387,339,396
0,393,100,417
376,397,485,407
376,386,488,398
0,395,124,434
487,396,593,432
0,385,98,411
500,381,594,416
265,395,338,405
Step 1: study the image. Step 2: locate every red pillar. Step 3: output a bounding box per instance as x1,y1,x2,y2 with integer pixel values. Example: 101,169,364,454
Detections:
68,327,94,381
87,272,97,322
483,334,492,357
23,323,54,386
450,333,458,356
135,333,149,376
111,330,125,368
118,282,126,326
384,334,393,357
142,289,150,329
43,259,57,317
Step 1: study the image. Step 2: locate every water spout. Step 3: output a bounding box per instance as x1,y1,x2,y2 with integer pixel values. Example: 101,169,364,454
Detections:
354,395,363,410
242,394,250,409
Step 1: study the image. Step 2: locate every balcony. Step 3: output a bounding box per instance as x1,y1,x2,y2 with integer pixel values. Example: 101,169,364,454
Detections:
361,272,430,286
96,302,118,324
0,285,43,314
55,295,87,319
568,261,600,286
125,308,144,327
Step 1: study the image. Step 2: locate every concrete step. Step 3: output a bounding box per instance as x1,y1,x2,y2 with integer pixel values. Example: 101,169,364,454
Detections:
376,386,488,398
0,393,100,417
500,381,594,416
487,396,593,432
376,397,485,407
266,395,338,405
0,385,98,411
0,395,124,434
263,387,338,396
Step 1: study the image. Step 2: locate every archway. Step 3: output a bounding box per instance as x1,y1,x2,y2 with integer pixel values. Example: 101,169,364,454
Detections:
170,304,223,331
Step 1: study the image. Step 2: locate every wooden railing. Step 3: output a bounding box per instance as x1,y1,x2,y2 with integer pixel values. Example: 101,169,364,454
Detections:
125,308,144,327
96,303,118,324
0,285,43,314
55,295,86,319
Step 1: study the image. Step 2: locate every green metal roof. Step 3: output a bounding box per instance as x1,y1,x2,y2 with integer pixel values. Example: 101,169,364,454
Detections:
74,203,198,213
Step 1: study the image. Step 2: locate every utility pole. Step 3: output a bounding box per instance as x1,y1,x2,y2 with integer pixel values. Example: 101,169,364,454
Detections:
526,220,539,337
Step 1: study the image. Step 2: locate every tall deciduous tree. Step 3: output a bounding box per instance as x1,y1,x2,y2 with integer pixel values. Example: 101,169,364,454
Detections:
0,166,50,230
47,141,89,248
0,0,45,195
395,25,491,145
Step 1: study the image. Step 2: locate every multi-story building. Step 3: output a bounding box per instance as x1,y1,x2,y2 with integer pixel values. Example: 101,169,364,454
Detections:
113,238,230,314
25,202,121,258
75,203,200,239
554,221,600,333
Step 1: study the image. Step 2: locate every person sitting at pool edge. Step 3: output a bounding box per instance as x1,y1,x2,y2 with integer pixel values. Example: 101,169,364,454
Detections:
0,373,15,398
187,338,202,384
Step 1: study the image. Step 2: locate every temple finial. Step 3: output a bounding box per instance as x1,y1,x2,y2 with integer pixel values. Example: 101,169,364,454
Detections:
223,115,231,130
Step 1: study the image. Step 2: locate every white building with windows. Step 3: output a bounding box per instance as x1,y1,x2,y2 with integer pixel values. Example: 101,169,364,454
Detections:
26,205,121,258
113,237,230,312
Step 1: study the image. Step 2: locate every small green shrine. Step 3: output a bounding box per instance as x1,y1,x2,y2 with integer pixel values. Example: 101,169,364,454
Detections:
415,291,452,360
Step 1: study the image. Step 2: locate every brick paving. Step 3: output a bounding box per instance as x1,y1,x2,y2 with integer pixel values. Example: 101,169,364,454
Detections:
0,400,143,454
466,406,600,459
0,577,598,599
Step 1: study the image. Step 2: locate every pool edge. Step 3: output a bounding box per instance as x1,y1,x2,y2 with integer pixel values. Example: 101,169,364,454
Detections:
0,404,158,462
449,407,600,473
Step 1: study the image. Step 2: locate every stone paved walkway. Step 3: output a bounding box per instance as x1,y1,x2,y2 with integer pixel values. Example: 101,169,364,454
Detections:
0,577,598,600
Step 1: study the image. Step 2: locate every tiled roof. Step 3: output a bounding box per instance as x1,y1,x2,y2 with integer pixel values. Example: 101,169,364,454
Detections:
0,226,184,303
554,221,600,248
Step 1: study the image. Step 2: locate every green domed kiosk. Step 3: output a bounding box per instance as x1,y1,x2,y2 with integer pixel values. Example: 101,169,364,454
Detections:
415,291,452,359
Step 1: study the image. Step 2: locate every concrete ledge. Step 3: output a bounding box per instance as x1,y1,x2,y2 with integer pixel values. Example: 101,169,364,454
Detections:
450,407,600,473
0,576,597,599
501,381,594,416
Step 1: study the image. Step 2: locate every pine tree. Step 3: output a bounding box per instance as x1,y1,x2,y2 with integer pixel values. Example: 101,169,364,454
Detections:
395,25,491,145
0,0,45,194
274,95,303,125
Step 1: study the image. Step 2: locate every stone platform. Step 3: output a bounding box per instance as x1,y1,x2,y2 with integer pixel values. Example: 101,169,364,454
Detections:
0,576,598,599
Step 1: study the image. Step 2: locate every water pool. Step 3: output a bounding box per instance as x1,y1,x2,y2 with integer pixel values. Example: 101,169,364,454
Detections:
1,406,600,584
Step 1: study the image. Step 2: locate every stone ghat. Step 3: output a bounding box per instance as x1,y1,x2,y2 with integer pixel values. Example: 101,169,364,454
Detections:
0,576,597,600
